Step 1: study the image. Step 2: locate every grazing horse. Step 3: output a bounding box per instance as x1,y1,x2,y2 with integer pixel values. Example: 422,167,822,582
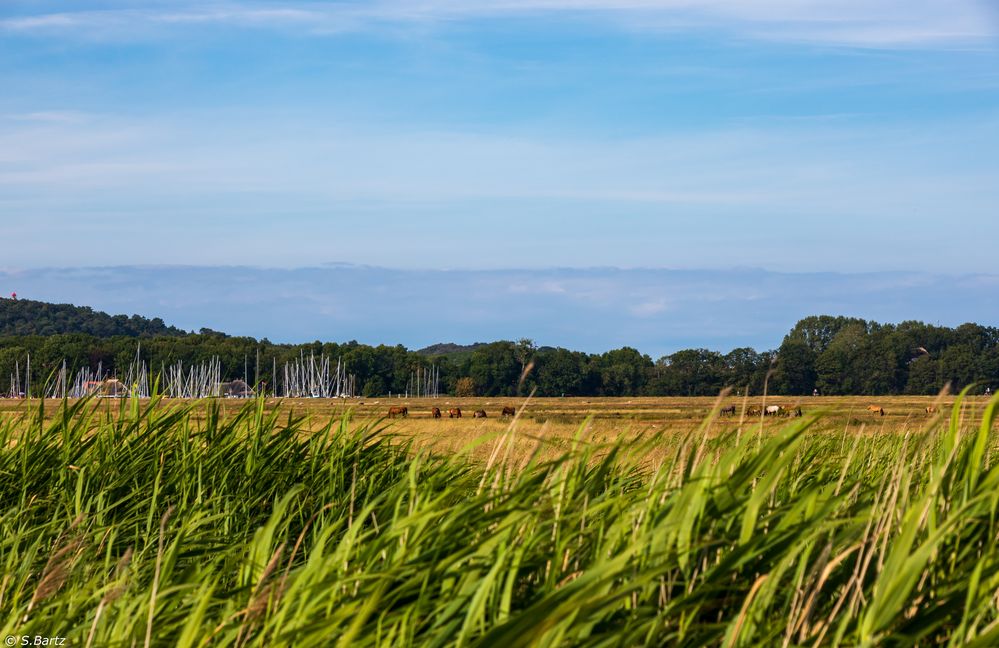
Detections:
925,406,936,414
747,406,762,416
764,405,783,417
431,407,442,418
448,408,462,418
473,410,487,418
720,405,736,416
501,406,516,417
867,405,885,416
786,406,802,417
388,406,408,419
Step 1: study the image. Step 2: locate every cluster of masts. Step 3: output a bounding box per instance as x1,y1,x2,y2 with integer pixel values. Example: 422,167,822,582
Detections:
402,365,442,399
162,357,224,399
6,356,28,399
281,351,356,398
2,349,366,400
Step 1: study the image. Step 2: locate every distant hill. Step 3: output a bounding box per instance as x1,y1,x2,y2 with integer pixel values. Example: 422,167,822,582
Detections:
416,342,488,358
0,298,188,338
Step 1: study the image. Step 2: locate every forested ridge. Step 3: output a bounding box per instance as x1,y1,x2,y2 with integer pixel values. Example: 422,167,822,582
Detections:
0,298,995,396
0,298,187,338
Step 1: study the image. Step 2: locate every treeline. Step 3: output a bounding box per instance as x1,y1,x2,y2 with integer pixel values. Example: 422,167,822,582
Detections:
0,298,187,338
772,316,999,395
1,315,997,396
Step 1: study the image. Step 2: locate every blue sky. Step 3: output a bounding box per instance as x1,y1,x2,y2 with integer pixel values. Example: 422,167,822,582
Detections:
6,265,999,356
1,2,999,349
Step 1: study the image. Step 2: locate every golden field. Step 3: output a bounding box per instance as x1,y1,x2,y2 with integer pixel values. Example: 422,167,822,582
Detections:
0,393,983,461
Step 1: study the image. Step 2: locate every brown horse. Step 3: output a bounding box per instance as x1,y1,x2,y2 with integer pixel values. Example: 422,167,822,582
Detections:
431,407,441,418
747,406,762,416
388,406,408,419
925,406,936,414
867,405,885,416
473,410,487,418
720,405,736,416
448,408,462,418
501,406,516,417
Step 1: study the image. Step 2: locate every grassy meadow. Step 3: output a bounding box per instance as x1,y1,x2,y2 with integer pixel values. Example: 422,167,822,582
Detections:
2,393,999,646
0,394,967,458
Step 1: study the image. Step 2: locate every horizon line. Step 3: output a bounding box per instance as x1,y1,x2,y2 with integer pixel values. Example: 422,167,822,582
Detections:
0,263,984,278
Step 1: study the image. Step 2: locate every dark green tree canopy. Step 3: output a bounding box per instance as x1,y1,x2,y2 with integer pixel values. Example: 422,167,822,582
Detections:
0,298,188,338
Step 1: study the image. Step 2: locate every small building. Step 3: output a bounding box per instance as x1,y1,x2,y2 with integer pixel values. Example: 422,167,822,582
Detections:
220,379,254,398
84,378,127,398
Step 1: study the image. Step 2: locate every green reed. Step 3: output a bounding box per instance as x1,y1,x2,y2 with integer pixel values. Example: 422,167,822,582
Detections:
1,391,998,646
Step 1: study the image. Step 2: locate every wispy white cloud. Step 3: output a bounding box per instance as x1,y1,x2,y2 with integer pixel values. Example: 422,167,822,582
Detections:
630,298,670,317
2,1,996,47
0,6,363,38
1,110,996,213
2,110,93,124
